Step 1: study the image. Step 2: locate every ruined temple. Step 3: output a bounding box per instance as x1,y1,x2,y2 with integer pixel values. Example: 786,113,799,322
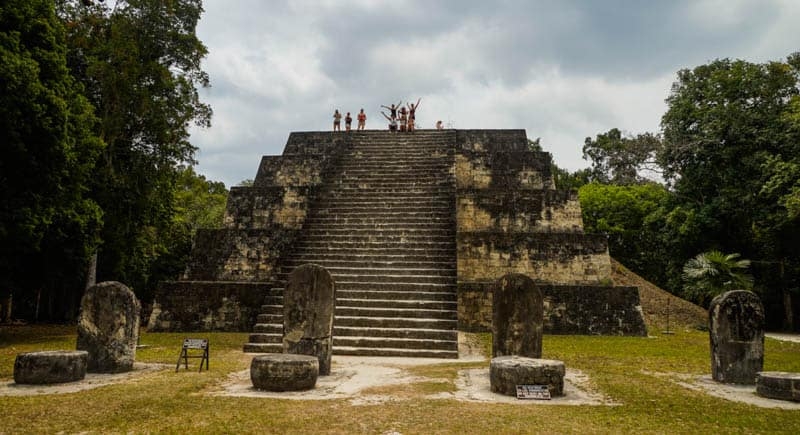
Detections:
149,129,647,357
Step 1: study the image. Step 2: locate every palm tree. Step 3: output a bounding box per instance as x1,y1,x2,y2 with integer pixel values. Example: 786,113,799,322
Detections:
682,250,754,306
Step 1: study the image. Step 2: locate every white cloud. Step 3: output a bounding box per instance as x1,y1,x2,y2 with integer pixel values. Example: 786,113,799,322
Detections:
189,0,800,186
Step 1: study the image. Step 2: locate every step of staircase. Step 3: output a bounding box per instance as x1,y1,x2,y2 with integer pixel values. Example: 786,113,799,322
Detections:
333,336,457,351
332,346,458,358
242,342,283,353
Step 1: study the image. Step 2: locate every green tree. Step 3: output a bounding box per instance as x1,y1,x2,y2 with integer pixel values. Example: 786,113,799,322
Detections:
583,128,663,185
579,182,673,288
146,166,227,295
682,251,753,306
58,0,211,300
660,54,800,328
552,167,591,191
0,0,104,320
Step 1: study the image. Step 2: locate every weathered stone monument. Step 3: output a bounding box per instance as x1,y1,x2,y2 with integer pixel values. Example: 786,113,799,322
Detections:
77,281,141,373
709,290,764,384
489,272,566,397
250,353,319,391
756,372,800,402
490,356,565,397
492,273,543,358
13,350,88,384
283,264,335,376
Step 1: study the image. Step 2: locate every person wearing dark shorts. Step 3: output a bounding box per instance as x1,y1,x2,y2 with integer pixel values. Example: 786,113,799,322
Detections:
345,112,352,132
381,111,397,132
381,102,401,121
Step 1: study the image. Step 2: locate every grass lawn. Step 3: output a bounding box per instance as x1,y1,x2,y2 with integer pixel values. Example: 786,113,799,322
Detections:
1,325,799,434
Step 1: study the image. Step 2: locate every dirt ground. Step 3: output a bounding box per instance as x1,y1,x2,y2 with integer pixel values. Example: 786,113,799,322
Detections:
644,371,800,410
209,355,611,406
0,362,169,396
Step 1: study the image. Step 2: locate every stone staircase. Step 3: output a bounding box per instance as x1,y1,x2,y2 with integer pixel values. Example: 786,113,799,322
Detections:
243,131,459,358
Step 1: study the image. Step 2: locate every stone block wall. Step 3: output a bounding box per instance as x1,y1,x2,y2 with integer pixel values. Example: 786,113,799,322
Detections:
151,132,352,331
224,186,311,230
457,233,611,284
456,190,584,233
454,129,645,336
148,282,270,331
458,282,646,336
182,228,299,282
185,132,353,281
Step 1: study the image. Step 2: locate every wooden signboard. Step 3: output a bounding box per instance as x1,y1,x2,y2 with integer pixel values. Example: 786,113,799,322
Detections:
516,384,551,400
176,338,209,372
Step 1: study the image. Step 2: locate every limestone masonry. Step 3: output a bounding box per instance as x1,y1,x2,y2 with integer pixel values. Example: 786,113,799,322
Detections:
149,129,647,357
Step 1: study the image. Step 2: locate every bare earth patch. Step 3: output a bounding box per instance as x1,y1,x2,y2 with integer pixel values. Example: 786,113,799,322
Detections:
0,362,170,396
644,370,800,410
766,333,800,344
432,367,615,406
209,334,612,406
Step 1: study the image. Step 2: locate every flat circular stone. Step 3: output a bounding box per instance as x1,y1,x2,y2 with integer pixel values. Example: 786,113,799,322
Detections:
14,351,88,385
250,353,319,392
756,372,800,402
490,356,565,397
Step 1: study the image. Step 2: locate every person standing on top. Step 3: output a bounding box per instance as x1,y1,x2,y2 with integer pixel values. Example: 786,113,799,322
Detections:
381,111,397,132
345,112,353,132
407,98,421,132
381,101,401,121
333,109,342,131
398,106,408,132
357,109,367,131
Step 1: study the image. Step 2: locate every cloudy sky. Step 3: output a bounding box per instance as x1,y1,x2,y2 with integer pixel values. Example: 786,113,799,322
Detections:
188,0,800,187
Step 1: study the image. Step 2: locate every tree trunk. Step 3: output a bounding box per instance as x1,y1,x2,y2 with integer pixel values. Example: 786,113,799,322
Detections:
3,293,11,323
85,252,97,290
784,289,794,332
35,288,41,322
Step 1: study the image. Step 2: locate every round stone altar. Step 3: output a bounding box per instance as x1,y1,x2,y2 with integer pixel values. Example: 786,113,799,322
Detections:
14,350,88,385
250,353,319,392
756,372,800,402
490,356,565,397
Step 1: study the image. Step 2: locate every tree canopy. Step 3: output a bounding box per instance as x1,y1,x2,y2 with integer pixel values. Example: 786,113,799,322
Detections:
1,0,104,320
1,0,219,322
582,128,663,185
579,53,800,329
58,0,212,299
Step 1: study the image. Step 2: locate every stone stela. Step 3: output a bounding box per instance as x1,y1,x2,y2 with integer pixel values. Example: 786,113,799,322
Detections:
77,281,141,373
709,290,765,384
492,273,543,358
282,264,335,376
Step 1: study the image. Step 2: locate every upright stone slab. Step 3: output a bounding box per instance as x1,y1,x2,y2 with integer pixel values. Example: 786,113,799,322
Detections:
709,290,765,384
492,273,543,358
77,281,141,373
283,264,335,375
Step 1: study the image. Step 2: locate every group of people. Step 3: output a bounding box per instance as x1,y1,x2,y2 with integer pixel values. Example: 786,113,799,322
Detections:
380,98,420,132
331,98,425,132
332,108,367,132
